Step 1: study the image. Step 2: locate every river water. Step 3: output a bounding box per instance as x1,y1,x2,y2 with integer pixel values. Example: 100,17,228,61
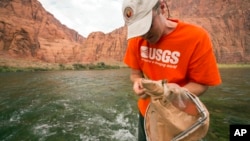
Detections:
0,68,249,141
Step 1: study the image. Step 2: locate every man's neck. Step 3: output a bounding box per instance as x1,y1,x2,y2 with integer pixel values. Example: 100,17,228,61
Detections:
163,19,178,35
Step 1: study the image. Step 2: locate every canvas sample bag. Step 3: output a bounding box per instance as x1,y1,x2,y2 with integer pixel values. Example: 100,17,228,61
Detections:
141,79,209,141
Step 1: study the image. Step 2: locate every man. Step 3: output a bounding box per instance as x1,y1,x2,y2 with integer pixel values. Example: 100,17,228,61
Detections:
122,0,222,140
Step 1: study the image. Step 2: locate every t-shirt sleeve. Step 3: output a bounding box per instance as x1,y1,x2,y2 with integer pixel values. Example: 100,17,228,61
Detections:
123,39,141,69
188,31,221,86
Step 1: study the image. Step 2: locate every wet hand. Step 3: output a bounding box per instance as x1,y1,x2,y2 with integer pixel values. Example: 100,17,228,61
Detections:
133,78,149,99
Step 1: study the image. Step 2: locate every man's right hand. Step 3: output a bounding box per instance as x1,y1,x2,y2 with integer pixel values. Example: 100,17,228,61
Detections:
133,78,149,99
130,69,149,99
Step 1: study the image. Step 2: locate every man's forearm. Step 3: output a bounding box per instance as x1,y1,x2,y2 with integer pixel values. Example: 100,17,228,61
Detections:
183,82,208,96
130,69,143,82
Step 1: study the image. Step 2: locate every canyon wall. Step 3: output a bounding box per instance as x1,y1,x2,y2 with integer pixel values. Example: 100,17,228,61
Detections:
167,0,250,63
0,0,85,64
0,0,249,66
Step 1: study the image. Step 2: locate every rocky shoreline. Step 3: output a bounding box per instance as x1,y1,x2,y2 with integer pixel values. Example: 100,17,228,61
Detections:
0,56,125,72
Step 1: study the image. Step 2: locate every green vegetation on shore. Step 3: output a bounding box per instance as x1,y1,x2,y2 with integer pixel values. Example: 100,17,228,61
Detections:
0,62,121,72
218,63,250,68
1,63,250,72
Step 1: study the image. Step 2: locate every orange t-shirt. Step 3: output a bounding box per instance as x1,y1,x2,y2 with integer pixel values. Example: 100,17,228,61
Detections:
123,20,221,116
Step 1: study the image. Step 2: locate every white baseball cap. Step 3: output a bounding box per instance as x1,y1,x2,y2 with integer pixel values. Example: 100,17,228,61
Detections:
122,0,158,39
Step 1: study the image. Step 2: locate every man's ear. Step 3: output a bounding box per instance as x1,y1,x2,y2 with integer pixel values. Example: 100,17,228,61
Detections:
159,0,171,18
160,0,167,15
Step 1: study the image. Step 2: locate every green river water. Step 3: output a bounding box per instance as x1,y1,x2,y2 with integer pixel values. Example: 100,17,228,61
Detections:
0,68,249,141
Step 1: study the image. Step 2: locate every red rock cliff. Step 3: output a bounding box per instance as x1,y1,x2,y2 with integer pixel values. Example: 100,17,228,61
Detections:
82,27,127,64
167,0,250,63
0,0,249,66
0,0,85,64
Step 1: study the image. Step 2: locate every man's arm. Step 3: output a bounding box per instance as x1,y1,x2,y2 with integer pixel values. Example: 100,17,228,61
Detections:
130,69,208,97
130,69,143,82
183,82,208,96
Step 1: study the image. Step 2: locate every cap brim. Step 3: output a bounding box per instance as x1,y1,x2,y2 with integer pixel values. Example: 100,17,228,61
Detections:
127,10,153,39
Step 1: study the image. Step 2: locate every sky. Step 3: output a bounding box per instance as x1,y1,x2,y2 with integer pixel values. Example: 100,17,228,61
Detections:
38,0,124,37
